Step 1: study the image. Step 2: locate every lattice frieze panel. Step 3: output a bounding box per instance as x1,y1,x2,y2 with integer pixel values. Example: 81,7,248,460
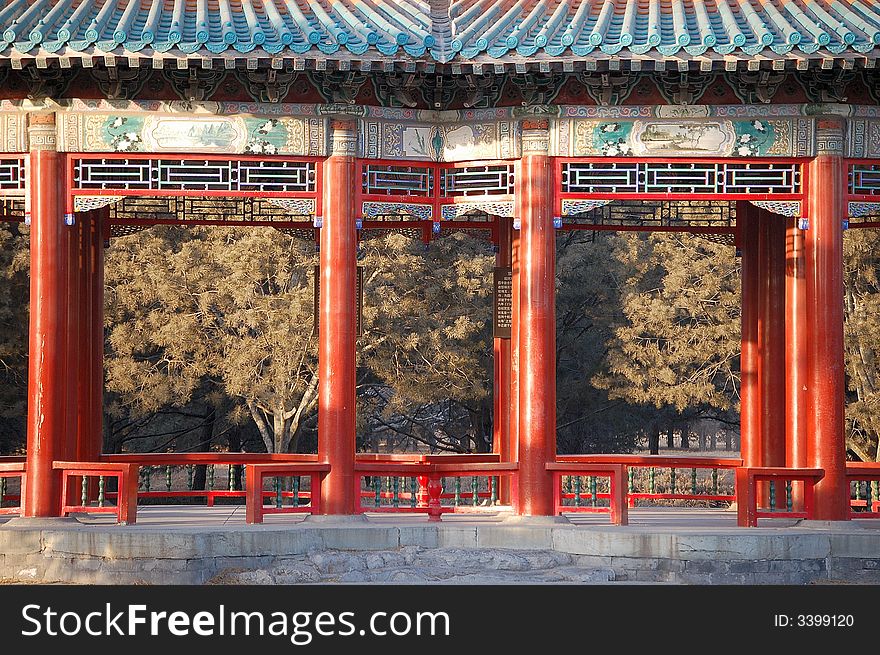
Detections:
362,201,433,221
0,157,25,193
848,202,880,227
561,162,800,196
74,158,316,194
0,197,25,220
850,164,880,196
441,201,514,221
440,164,515,198
362,164,434,198
562,200,736,228
108,196,314,224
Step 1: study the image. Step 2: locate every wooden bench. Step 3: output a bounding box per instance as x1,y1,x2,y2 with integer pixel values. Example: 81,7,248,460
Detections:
354,460,517,521
735,467,824,527
0,461,26,516
245,463,330,523
102,453,319,506
54,461,138,525
546,462,628,525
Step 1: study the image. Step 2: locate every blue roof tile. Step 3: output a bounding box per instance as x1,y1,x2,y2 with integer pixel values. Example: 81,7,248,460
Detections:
0,0,876,63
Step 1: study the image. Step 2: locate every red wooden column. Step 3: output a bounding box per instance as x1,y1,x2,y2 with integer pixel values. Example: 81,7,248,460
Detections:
508,226,520,510
516,120,556,516
24,113,71,517
76,207,106,465
804,121,849,520
493,216,513,504
785,216,808,510
739,201,761,472
758,209,787,506
318,120,358,515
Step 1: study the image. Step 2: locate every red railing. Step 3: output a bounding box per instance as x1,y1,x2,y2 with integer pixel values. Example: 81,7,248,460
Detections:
556,455,741,506
735,467,824,527
847,462,880,518
0,460,26,515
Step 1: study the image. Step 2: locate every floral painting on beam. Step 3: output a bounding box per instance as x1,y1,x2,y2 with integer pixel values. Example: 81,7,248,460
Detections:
731,120,776,157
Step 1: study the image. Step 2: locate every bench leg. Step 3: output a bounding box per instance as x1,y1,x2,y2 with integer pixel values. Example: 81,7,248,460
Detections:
416,475,429,508
18,472,26,515
118,466,139,525
59,472,70,517
427,474,442,522
803,478,815,521
735,468,756,527
611,468,628,526
245,466,263,524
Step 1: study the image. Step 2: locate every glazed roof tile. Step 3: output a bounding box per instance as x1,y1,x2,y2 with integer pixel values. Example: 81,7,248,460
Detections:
0,0,878,62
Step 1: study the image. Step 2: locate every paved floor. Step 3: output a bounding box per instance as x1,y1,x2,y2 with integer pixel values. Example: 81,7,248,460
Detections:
2,504,877,531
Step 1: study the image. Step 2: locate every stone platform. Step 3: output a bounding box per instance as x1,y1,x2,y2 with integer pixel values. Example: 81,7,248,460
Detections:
1,507,878,584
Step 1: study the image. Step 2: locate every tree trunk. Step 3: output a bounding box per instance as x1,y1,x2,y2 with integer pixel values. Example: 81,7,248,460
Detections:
648,427,660,455
191,408,216,491
680,425,689,449
667,428,675,449
227,426,242,490
725,430,732,450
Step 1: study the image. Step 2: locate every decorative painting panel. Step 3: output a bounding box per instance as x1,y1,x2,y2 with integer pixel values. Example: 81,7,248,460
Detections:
60,109,324,156
566,118,790,157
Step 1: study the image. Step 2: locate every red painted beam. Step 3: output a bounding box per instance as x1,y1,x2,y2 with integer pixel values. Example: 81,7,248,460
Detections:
516,125,556,516
318,121,358,515
805,151,849,521
24,114,70,517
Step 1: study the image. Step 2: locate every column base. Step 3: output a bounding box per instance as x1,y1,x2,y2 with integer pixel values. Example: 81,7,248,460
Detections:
2,516,80,528
304,514,369,524
796,520,861,530
503,515,570,525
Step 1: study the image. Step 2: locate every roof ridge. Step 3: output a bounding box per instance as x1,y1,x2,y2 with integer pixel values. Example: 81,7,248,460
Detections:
429,0,454,62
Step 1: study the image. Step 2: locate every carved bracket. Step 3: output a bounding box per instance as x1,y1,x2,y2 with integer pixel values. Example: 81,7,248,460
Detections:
20,67,70,100
798,68,856,103
311,70,367,105
580,72,640,107
510,73,564,106
457,73,502,109
729,70,787,104
657,71,714,105
91,65,153,101
164,67,227,102
236,66,298,103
